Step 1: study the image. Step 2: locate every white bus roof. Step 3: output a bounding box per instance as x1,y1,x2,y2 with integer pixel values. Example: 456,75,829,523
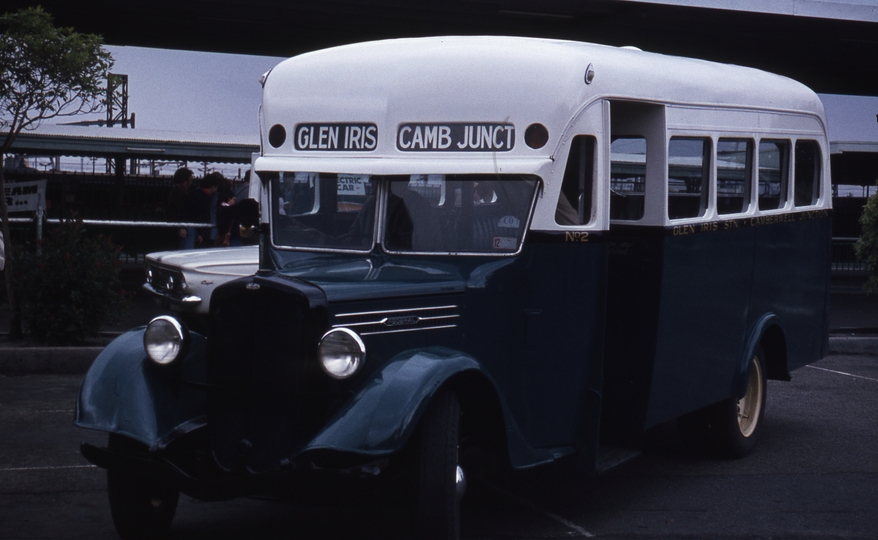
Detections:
259,36,824,165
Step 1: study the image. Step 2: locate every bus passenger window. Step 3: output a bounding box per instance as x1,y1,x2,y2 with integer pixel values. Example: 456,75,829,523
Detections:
794,140,821,207
717,139,753,215
758,140,790,211
556,135,595,225
610,137,646,220
668,137,710,220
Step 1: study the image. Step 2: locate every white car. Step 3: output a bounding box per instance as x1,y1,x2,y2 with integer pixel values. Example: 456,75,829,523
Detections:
143,245,258,316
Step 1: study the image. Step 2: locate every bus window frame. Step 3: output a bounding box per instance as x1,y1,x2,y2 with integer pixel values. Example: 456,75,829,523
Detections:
610,130,826,229
667,135,712,221
756,138,791,213
609,135,648,222
555,134,598,227
793,139,823,209
716,137,754,216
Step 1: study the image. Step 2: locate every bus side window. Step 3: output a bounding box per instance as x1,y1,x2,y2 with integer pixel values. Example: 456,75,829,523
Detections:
556,135,595,225
794,140,821,207
668,137,711,220
610,137,646,220
717,138,753,215
758,140,790,211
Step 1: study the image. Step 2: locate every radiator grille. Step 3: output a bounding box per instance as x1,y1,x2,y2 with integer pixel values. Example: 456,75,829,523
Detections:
146,263,184,294
207,283,328,473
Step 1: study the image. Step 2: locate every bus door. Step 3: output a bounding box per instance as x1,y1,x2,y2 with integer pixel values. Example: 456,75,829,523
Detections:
601,101,668,447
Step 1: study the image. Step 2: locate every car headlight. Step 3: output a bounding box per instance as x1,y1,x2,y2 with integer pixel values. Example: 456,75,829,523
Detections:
318,328,365,379
143,316,189,365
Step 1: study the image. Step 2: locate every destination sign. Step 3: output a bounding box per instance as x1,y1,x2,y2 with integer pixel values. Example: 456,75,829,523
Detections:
397,123,515,152
295,123,378,151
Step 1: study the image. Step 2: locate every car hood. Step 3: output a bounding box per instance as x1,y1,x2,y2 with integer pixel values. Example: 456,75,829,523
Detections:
146,246,259,277
278,256,467,302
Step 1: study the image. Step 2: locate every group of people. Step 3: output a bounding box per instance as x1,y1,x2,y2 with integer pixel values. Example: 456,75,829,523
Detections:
166,167,253,249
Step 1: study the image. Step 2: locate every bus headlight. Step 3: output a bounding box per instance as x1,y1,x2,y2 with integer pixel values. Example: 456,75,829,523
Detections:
318,328,365,379
143,316,189,365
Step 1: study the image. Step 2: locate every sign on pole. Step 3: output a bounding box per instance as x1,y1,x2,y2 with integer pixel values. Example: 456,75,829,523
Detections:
4,179,47,213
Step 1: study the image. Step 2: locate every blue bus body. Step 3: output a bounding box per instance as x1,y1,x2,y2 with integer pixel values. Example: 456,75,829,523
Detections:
75,37,831,539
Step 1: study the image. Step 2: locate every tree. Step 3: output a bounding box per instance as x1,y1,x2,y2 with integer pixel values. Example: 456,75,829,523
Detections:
0,6,113,338
855,183,878,294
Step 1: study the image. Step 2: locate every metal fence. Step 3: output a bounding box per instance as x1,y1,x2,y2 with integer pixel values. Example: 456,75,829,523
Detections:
3,169,243,259
832,237,868,274
5,216,213,264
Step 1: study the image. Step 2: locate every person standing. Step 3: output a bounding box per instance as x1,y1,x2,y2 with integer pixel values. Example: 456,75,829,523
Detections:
214,182,237,247
169,167,194,248
180,173,220,248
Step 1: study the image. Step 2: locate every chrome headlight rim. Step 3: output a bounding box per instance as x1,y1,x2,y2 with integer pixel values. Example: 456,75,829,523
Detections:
317,327,366,380
143,315,189,366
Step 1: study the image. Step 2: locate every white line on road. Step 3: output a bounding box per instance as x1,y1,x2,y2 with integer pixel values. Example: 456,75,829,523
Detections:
481,480,596,538
0,464,97,472
807,365,878,382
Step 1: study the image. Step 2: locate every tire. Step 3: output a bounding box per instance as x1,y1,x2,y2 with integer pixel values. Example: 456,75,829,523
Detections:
709,347,768,458
106,435,179,540
414,388,464,540
677,347,767,458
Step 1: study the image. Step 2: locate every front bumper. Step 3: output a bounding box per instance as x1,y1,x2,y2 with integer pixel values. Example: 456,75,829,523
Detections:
80,437,389,503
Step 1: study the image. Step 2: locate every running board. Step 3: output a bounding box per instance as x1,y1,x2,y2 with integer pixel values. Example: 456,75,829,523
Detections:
596,446,641,475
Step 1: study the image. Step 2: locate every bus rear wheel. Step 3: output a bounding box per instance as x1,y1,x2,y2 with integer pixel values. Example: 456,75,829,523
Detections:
678,347,767,459
413,388,464,540
710,348,767,458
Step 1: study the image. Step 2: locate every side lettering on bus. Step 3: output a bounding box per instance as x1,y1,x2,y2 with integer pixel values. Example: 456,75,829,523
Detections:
295,123,378,151
397,123,515,152
665,209,832,237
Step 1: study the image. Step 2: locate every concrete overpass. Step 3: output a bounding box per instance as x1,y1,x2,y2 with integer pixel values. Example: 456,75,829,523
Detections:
4,0,877,196
5,0,878,97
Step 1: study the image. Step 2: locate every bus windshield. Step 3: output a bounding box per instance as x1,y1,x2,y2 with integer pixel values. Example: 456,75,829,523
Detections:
271,172,376,250
269,173,539,254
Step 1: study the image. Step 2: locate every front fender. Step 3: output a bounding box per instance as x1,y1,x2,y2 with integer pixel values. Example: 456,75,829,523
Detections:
302,348,475,456
301,347,559,469
75,329,207,449
734,313,785,397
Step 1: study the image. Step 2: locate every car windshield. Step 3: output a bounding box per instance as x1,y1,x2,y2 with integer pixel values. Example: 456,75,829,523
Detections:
269,173,538,254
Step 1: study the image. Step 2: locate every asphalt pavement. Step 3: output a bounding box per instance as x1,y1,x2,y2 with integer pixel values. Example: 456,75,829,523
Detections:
1,343,876,539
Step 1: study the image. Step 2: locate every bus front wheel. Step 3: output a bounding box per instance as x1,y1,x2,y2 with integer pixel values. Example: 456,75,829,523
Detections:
413,388,464,540
106,435,179,540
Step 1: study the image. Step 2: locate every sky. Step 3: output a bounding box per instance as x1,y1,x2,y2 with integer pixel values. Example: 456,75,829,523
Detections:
68,46,286,137
55,45,878,145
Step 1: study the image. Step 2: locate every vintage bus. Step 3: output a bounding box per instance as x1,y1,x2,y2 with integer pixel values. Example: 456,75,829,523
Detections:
76,36,831,540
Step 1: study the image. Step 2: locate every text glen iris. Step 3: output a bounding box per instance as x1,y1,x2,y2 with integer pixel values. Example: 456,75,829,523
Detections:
295,123,378,151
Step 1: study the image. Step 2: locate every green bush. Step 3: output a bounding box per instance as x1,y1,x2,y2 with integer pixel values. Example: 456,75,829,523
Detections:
14,222,128,344
856,185,878,294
